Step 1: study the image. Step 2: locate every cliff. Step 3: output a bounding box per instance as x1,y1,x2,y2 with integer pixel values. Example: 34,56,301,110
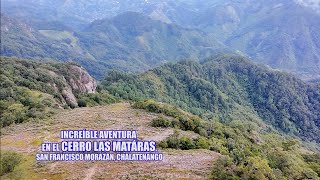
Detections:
0,56,97,108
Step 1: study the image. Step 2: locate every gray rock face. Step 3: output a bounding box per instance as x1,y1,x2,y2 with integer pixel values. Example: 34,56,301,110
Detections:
68,65,97,94
61,65,97,107
47,64,97,108
62,88,78,108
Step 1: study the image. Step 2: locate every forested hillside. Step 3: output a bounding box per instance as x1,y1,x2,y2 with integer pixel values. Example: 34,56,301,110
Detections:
2,101,319,179
0,57,117,127
0,13,109,78
103,55,320,143
134,100,320,179
79,12,230,73
1,56,319,179
1,12,231,79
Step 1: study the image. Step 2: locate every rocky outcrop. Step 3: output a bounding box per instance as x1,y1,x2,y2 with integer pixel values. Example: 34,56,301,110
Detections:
1,57,97,109
62,88,78,108
68,65,97,94
61,65,97,107
46,64,97,108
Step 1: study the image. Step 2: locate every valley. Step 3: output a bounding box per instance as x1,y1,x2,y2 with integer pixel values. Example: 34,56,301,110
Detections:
1,0,320,179
2,0,320,80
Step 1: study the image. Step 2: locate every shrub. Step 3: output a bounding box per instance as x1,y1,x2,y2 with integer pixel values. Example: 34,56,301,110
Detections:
0,151,22,175
76,92,118,107
171,118,180,128
179,136,195,150
210,156,240,180
134,100,206,134
157,140,168,148
160,131,205,150
239,156,276,180
195,137,210,149
77,99,87,107
166,134,181,149
302,153,320,175
151,116,172,128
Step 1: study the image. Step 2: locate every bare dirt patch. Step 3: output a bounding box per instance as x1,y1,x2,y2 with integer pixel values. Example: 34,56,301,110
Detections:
1,103,220,179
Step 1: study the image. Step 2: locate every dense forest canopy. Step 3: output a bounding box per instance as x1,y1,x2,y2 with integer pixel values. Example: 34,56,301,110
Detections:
103,55,320,143
134,100,320,179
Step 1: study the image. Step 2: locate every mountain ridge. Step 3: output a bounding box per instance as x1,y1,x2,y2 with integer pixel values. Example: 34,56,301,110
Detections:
2,0,320,80
0,56,117,127
1,12,233,79
103,54,320,143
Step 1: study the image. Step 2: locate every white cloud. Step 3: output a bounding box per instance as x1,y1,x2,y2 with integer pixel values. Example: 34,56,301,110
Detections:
295,0,320,12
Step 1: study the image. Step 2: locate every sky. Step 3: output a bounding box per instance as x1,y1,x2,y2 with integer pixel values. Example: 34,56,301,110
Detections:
295,0,320,12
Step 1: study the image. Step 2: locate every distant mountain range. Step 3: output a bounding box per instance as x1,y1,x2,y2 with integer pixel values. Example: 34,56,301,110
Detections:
192,1,320,80
1,12,231,78
2,0,319,81
80,12,230,73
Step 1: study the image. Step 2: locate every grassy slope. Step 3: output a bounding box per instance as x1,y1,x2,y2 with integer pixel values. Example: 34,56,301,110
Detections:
0,103,220,179
39,30,79,47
